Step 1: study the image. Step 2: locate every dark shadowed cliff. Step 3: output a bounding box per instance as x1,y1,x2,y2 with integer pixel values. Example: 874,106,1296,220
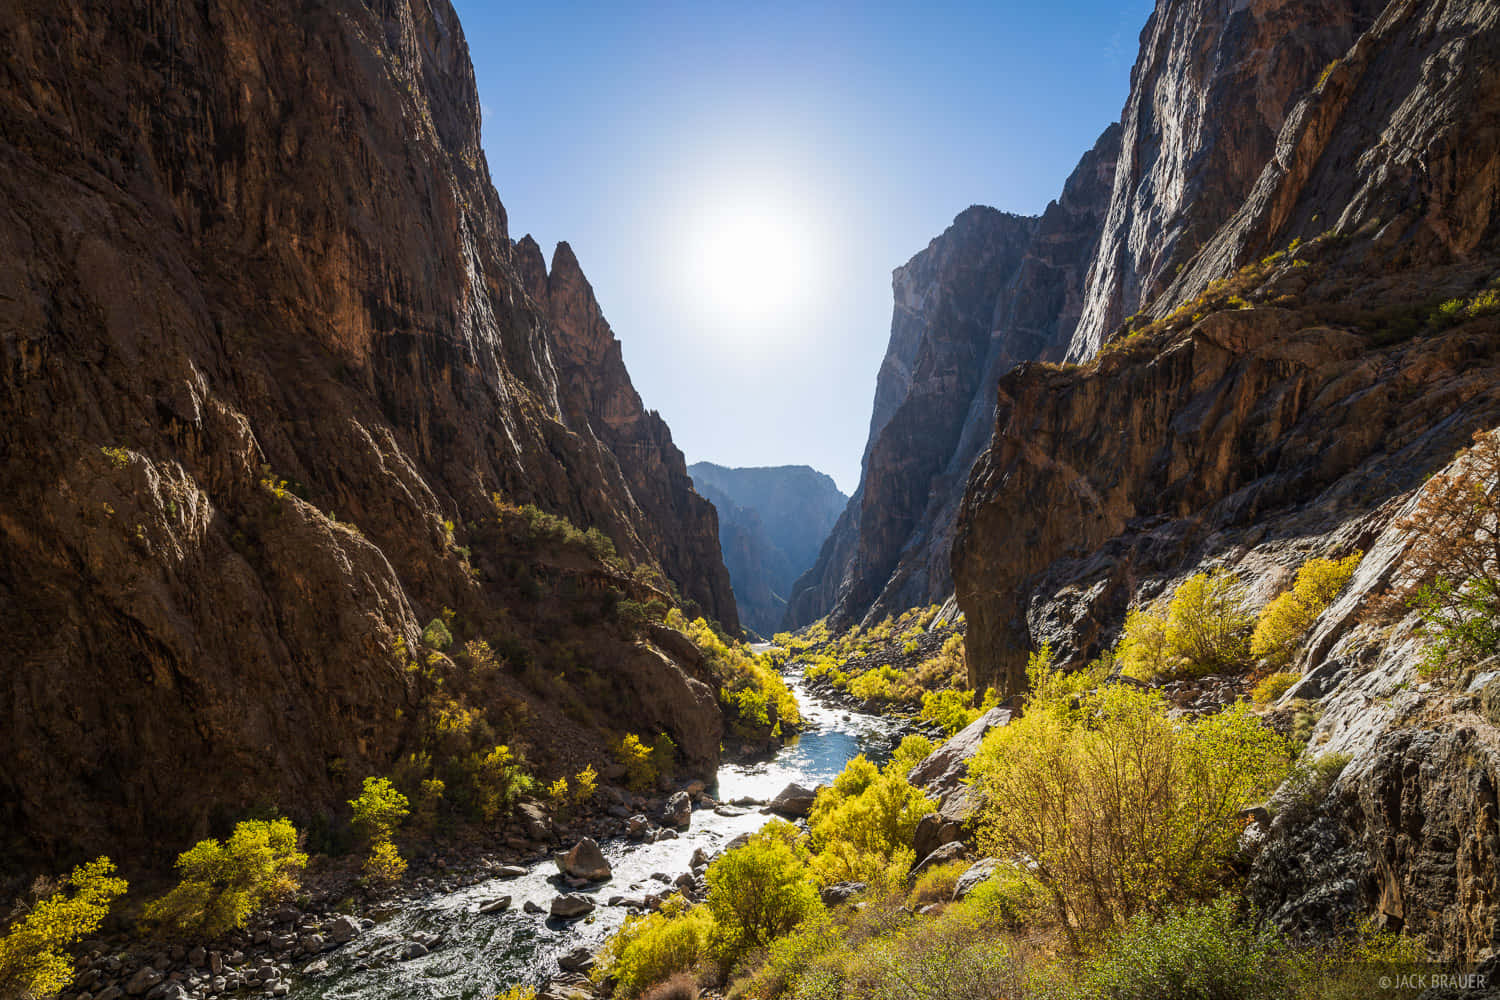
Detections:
0,0,733,869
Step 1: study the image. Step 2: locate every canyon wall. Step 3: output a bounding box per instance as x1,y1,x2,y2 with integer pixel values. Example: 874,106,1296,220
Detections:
0,0,732,867
953,0,1500,959
688,463,846,637
786,126,1120,631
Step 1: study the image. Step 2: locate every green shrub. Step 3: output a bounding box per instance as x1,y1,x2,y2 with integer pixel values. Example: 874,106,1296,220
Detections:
349,776,409,843
421,617,453,651
706,831,824,972
0,858,128,998
1119,570,1254,680
1251,554,1362,666
1068,898,1288,1000
595,894,713,998
144,819,308,937
1252,672,1300,705
971,681,1291,941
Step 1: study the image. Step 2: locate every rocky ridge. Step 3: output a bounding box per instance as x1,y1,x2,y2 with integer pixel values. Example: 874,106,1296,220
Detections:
786,131,1120,631
0,0,733,869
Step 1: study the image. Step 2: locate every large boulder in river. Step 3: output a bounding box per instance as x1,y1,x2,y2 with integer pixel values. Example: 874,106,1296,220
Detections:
768,782,820,817
661,791,692,829
555,838,612,882
550,894,596,919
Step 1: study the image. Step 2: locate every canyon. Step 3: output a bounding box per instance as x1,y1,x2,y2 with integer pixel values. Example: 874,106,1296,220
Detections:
687,463,846,638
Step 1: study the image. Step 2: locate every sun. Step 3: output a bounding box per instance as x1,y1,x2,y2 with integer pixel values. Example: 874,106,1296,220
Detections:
685,198,818,328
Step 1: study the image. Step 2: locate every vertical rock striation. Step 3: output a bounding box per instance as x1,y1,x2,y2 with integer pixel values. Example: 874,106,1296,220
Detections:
786,126,1120,631
0,0,732,866
1067,0,1385,360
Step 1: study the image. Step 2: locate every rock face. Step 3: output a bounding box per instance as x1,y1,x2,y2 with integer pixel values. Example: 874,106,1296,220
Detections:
787,127,1120,630
1067,0,1385,360
0,0,730,867
687,463,846,636
955,0,1500,696
948,0,1500,964
521,241,738,632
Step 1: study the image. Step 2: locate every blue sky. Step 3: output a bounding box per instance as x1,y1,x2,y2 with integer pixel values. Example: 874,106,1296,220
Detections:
454,2,1154,493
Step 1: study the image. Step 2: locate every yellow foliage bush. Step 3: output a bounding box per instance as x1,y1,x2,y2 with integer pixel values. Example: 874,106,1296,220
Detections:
1252,671,1300,705
0,858,127,999
144,819,307,937
970,679,1291,942
1118,570,1254,680
364,839,407,885
1251,553,1362,666
706,832,824,971
594,894,712,998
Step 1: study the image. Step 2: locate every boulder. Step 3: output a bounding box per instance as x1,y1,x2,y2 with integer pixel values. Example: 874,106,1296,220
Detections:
124,968,163,996
907,708,1014,798
523,900,545,915
554,837,612,882
478,896,512,914
662,791,692,828
767,782,819,817
557,946,595,973
517,802,553,841
399,942,429,961
953,858,1002,901
550,894,596,919
910,840,970,880
819,881,867,907
495,865,529,878
912,812,964,861
328,914,362,944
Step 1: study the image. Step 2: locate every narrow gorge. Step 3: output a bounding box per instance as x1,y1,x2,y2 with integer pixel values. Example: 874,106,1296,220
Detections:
3,0,1500,999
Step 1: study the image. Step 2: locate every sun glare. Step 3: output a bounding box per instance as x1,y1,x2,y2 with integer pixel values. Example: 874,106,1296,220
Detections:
685,197,819,329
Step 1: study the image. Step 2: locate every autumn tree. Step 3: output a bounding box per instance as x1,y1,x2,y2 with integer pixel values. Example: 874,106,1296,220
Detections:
0,858,127,998
1394,429,1500,673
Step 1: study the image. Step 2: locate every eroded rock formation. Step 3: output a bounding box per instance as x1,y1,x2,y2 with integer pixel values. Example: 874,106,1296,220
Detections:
0,0,730,868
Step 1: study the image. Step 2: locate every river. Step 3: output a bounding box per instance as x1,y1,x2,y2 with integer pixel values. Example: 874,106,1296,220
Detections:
290,660,905,999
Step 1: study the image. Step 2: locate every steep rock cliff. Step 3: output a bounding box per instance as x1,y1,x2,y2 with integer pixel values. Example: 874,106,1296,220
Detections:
1068,0,1386,359
957,0,1500,694
954,0,1500,958
786,127,1120,630
518,238,738,632
688,463,846,636
0,0,730,868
